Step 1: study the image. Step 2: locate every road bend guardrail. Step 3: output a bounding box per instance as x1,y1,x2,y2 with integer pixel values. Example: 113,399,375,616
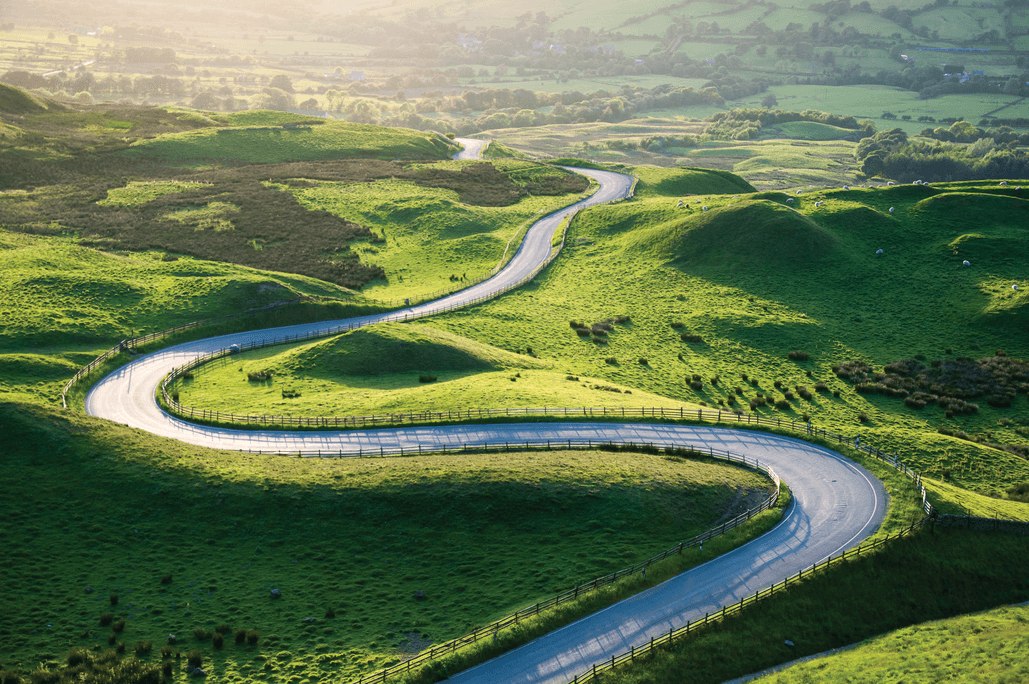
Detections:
341,440,779,684
567,518,929,684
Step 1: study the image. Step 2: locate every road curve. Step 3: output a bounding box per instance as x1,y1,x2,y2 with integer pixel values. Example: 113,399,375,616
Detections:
84,143,888,683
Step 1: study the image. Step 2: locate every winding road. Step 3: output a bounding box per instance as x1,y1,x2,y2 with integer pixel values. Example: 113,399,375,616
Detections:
84,138,888,683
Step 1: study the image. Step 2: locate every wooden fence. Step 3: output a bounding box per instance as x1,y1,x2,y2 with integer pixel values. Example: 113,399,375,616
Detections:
566,519,928,683
348,440,779,684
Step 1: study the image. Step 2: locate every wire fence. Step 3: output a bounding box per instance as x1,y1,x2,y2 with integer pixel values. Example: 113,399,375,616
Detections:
348,440,779,684
566,518,928,684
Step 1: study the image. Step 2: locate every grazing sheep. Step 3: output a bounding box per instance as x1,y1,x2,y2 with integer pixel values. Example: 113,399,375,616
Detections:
701,205,709,212
786,197,794,203
886,180,895,186
677,199,684,207
888,207,895,214
962,260,971,267
842,185,850,190
1013,284,1020,291
875,248,884,256
814,201,823,208
1000,180,1008,186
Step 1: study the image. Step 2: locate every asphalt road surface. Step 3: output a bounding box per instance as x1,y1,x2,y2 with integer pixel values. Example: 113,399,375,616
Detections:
83,142,887,683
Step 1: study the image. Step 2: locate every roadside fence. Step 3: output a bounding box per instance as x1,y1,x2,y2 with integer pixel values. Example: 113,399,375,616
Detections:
566,519,928,683
349,440,779,684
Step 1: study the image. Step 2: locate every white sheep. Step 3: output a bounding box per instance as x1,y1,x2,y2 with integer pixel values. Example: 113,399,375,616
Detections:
1000,181,1008,186
886,180,895,186
888,207,895,214
814,201,823,208
1014,284,1020,292
786,197,794,203
875,248,884,256
842,185,850,190
701,205,709,212
962,260,971,267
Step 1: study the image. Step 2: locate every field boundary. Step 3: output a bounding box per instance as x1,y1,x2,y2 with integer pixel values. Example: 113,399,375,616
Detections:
347,440,780,684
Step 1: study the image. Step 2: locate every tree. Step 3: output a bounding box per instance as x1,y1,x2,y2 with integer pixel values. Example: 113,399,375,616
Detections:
761,93,778,108
269,74,294,93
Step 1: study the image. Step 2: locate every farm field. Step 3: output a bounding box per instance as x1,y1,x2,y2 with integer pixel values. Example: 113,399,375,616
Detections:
481,119,864,189
0,402,774,681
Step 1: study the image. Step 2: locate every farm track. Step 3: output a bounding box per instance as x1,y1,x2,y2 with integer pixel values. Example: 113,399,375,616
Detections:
84,139,887,683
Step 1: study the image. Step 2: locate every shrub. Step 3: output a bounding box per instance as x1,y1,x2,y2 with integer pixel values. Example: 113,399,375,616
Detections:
212,633,224,650
565,375,579,381
788,350,810,361
247,370,272,382
796,386,813,401
670,321,685,329
710,375,719,386
638,357,649,365
193,628,211,641
734,386,744,395
160,646,173,659
605,357,618,365
134,641,152,656
234,630,247,645
680,333,703,343
773,380,783,389
112,619,125,633
160,575,172,585
774,399,791,410
740,373,749,381
815,382,829,392
858,413,870,423
246,630,260,646
417,374,438,384
324,608,336,619
215,624,231,635
109,594,119,606
281,388,301,398
187,651,202,669
99,613,114,627
115,643,125,655
690,380,704,391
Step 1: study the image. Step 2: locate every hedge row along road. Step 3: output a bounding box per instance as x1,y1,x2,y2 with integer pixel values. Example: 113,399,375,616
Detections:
84,139,888,683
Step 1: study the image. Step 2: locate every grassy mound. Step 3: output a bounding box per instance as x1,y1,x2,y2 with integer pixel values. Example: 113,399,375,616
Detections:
0,402,770,681
644,200,837,271
765,121,857,141
178,322,696,418
0,83,55,115
635,166,755,197
276,324,520,377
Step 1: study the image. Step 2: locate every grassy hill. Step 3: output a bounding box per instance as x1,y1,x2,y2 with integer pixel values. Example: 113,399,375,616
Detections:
0,402,772,681
754,603,1029,683
0,84,588,295
176,323,696,419
595,527,1028,684
413,167,1029,507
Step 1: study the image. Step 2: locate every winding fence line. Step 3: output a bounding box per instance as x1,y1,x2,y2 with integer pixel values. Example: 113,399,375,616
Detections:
350,441,781,684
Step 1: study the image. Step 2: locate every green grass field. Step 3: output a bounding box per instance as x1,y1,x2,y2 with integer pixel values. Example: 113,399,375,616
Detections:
175,323,698,418
754,603,1029,683
413,172,1029,509
595,527,1029,684
0,403,772,681
125,120,454,166
174,168,1029,513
